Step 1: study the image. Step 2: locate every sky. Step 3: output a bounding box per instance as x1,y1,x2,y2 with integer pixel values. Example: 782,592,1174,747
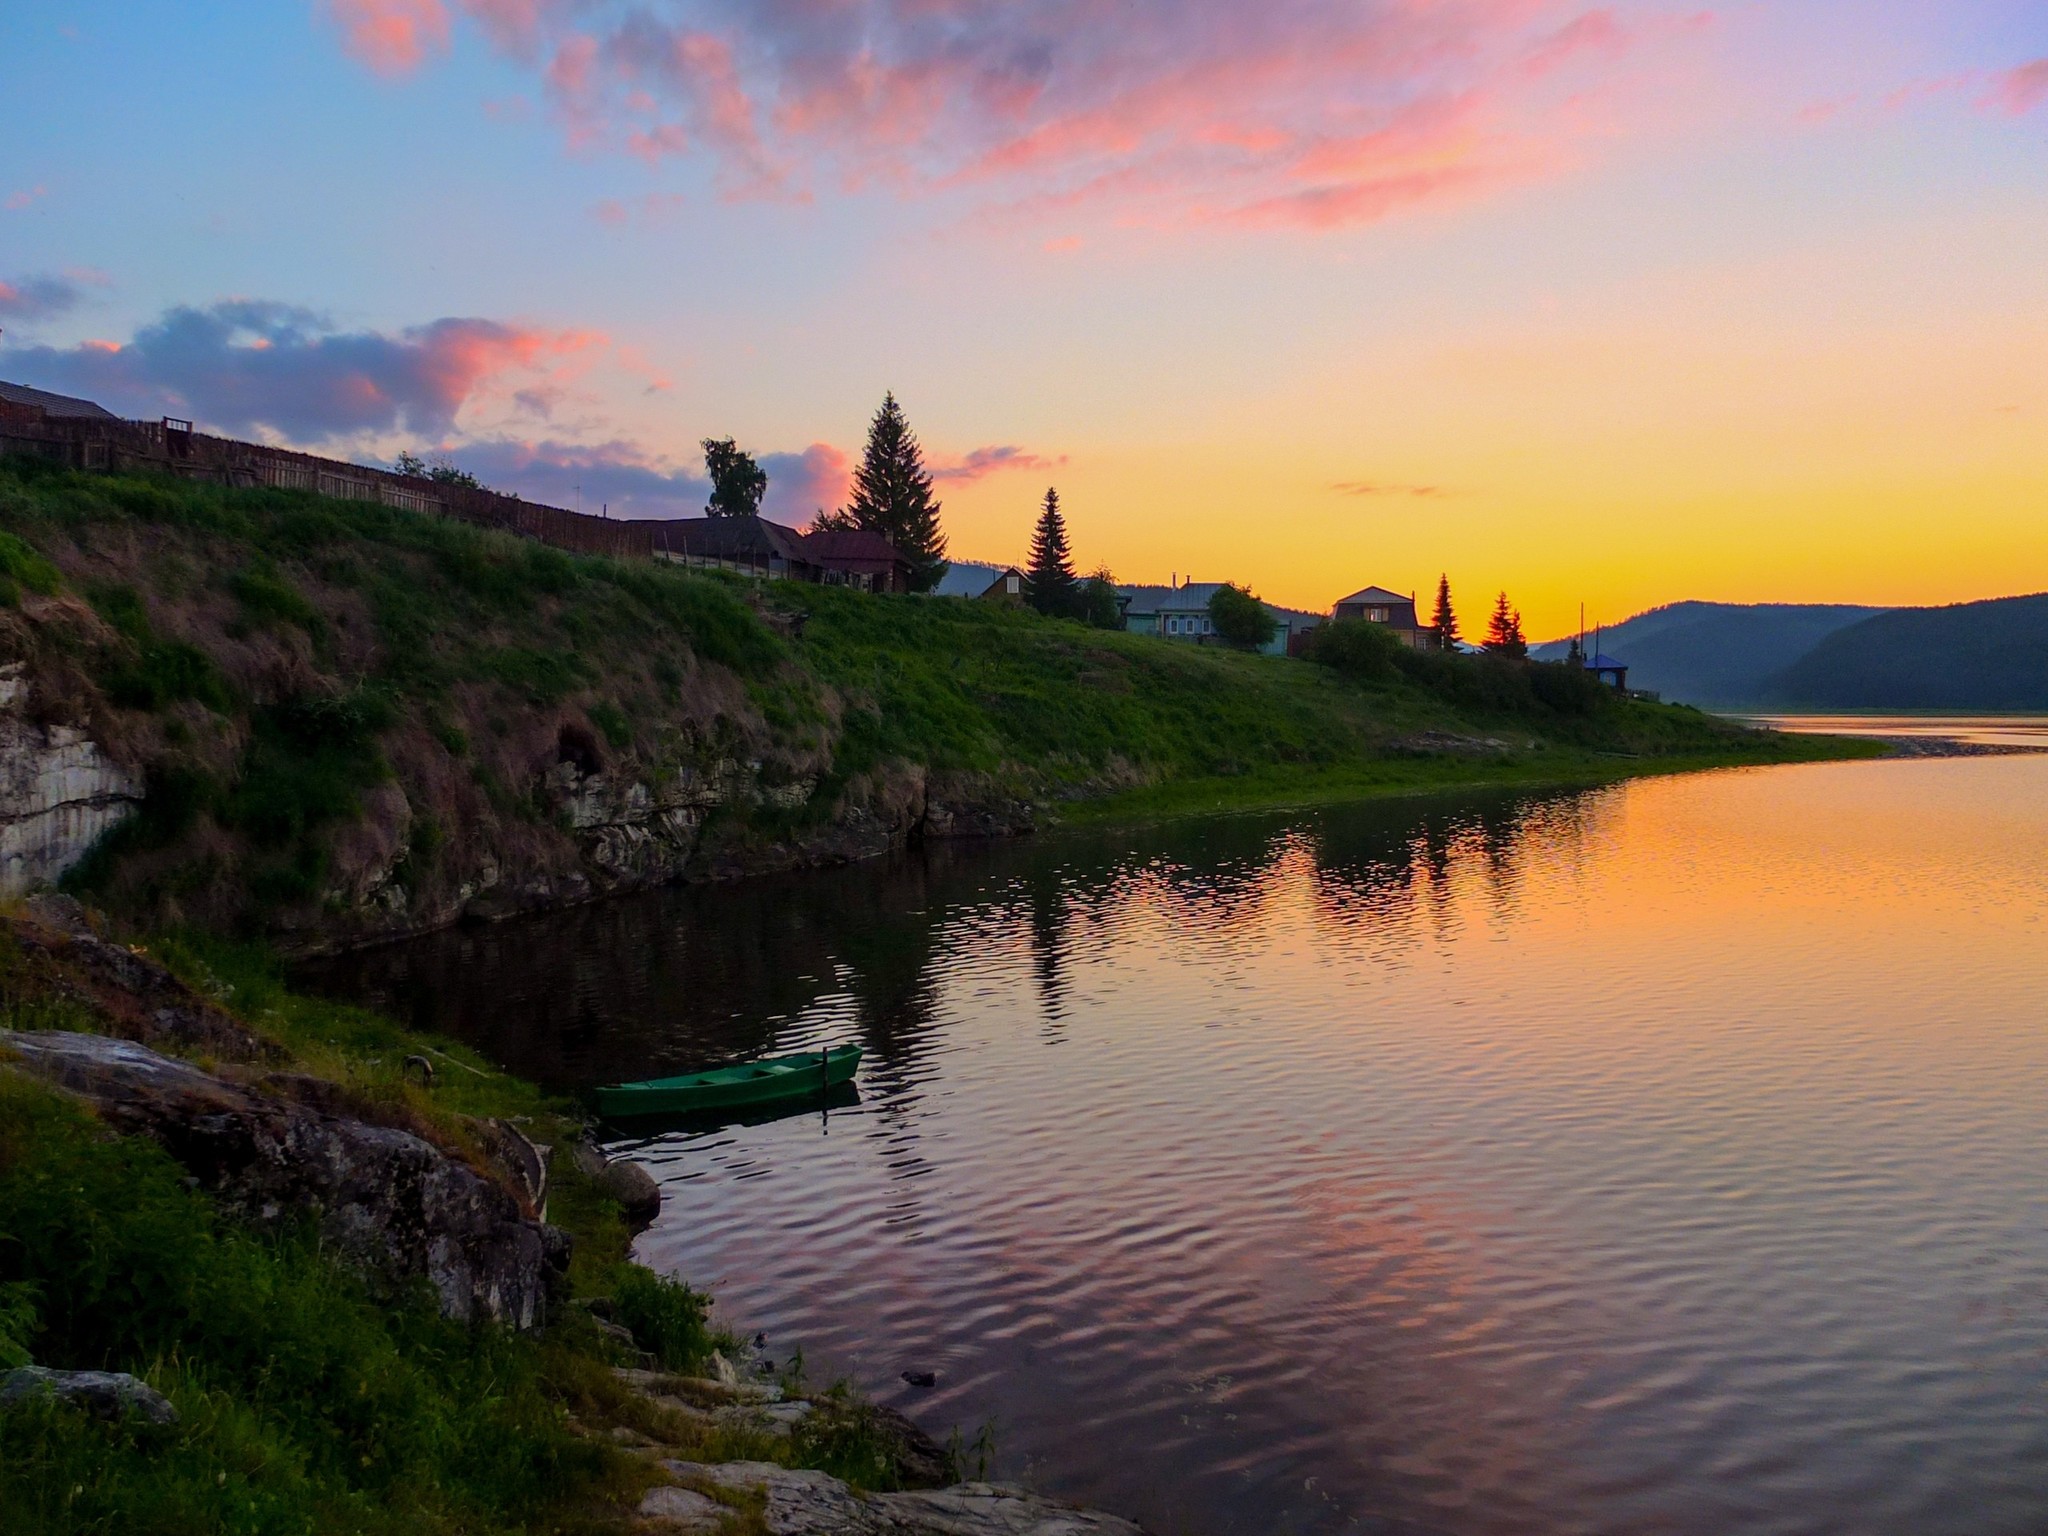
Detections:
1,1,2043,635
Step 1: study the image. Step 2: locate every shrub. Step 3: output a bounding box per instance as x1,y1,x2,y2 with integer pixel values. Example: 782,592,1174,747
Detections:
1207,584,1276,649
0,531,61,604
609,1265,712,1373
229,564,324,636
1303,617,1406,681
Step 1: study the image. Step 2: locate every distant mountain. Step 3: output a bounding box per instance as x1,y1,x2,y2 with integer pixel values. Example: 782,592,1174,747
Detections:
1530,602,1886,707
1762,593,2048,710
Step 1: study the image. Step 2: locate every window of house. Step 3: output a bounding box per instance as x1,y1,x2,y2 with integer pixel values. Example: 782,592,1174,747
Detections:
1369,607,1388,622
1006,574,1020,593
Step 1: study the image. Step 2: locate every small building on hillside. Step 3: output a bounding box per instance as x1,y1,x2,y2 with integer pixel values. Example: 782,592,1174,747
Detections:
1119,581,1313,657
798,527,913,593
1332,585,1433,649
976,566,1025,603
0,381,121,423
1585,653,1629,690
649,516,911,591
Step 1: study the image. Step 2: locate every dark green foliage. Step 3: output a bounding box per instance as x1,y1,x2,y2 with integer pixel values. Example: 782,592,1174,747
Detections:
587,701,633,751
61,763,220,896
480,645,584,704
229,563,324,636
608,1266,712,1373
1024,488,1076,617
1208,584,1277,650
701,437,768,518
0,530,61,605
394,451,488,491
1078,569,1124,631
842,393,948,592
1431,574,1458,649
1302,617,1405,680
0,1074,616,1536
89,584,232,712
1482,591,1527,658
224,691,392,902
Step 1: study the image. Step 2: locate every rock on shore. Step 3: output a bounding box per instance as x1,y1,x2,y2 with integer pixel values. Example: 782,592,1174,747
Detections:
1,1028,564,1326
638,1460,1150,1535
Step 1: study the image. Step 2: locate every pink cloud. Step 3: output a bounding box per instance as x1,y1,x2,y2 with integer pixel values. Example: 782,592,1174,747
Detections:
1985,59,2048,117
328,0,1694,230
760,443,853,520
4,185,49,212
932,445,1067,484
327,0,450,76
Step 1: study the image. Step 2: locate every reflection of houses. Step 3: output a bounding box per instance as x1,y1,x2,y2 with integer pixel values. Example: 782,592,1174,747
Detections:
1118,580,1321,657
1585,653,1629,690
1332,586,1433,649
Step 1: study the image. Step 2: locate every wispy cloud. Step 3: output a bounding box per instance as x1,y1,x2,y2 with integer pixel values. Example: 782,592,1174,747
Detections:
4,185,49,212
932,444,1066,484
1332,480,1450,499
0,299,604,440
328,0,1701,227
1985,58,2048,116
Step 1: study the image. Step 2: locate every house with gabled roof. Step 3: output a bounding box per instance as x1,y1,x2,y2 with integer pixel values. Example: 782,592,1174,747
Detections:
1332,585,1434,649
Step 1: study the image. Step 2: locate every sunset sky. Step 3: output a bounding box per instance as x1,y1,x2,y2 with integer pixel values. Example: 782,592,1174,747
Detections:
2,1,2043,633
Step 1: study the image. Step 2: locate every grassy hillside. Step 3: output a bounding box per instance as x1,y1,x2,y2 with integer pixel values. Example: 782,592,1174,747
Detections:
0,456,1854,945
1530,601,1885,707
1764,593,2048,710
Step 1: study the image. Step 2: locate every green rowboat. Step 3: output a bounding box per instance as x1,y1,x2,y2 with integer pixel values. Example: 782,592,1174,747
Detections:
593,1045,862,1119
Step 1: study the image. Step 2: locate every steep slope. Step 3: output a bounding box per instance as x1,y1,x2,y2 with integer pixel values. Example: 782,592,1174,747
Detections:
1531,601,1886,706
0,456,1819,950
1764,593,2048,709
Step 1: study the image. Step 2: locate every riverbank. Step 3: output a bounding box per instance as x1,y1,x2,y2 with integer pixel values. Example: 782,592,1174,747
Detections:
1056,733,1887,825
0,454,1861,955
0,893,1148,1534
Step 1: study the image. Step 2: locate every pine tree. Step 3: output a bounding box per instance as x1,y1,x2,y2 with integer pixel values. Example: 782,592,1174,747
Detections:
1483,591,1528,659
1024,487,1076,617
1431,574,1459,651
844,392,948,591
701,437,766,518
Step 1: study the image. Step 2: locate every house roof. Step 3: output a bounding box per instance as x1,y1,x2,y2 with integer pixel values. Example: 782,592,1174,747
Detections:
1334,586,1415,609
799,527,906,565
932,561,1010,597
0,380,120,421
1586,653,1628,670
648,515,812,564
1116,582,1230,616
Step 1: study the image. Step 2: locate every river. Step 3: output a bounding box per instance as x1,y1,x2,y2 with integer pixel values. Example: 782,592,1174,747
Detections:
307,746,2048,1535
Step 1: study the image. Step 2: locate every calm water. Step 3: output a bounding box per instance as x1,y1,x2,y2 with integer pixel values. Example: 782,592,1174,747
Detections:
309,754,2048,1535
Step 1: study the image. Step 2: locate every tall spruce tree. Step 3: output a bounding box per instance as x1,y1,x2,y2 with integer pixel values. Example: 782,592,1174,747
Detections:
844,392,948,591
1431,574,1460,651
1025,487,1077,617
1483,591,1528,659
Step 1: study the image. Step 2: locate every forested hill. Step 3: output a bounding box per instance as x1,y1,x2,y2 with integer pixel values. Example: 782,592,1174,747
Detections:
1763,594,2048,710
1530,602,1885,706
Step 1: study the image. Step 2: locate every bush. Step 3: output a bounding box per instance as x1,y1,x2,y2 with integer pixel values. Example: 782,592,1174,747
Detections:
1302,617,1406,681
1207,584,1276,649
609,1265,712,1372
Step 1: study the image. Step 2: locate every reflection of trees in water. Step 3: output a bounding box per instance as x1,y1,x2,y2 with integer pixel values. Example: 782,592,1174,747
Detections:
1306,788,1618,957
305,785,1619,1102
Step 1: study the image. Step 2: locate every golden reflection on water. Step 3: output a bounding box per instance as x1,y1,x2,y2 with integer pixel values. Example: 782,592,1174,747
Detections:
313,756,2048,1536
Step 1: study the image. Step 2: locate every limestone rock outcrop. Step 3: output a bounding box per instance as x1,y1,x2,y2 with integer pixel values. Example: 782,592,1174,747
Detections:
0,663,138,897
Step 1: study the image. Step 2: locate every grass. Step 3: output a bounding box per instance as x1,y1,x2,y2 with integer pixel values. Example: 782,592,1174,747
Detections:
0,455,1879,939
0,917,952,1531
